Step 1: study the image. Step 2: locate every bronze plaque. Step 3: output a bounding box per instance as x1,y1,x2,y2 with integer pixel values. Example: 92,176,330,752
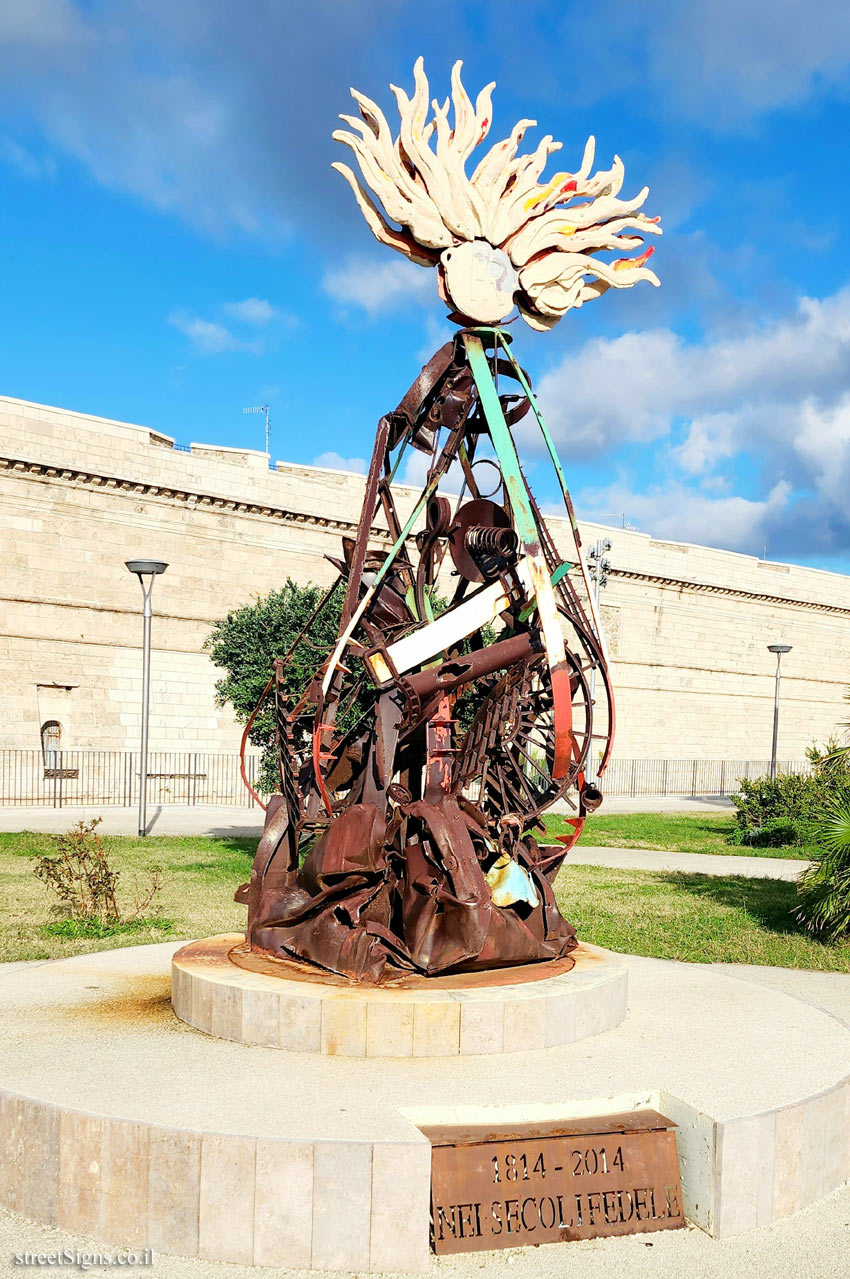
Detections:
423,1109,685,1254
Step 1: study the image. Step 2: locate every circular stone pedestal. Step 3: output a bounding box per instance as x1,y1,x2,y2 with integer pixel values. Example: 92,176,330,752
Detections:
1,944,849,1272
171,935,628,1057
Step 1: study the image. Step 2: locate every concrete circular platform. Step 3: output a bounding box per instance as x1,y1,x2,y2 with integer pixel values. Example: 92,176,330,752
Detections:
171,935,628,1056
0,943,847,1272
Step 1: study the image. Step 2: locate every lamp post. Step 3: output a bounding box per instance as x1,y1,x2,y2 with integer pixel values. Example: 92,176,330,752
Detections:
767,644,792,782
125,559,168,836
587,538,612,780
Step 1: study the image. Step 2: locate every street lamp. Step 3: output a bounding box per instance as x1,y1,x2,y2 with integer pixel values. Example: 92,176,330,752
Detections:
125,559,169,836
767,644,792,782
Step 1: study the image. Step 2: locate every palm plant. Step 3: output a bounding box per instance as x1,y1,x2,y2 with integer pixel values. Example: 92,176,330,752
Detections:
795,799,850,939
825,686,850,759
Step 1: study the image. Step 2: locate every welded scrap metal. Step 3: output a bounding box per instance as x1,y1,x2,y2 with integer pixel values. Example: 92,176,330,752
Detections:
237,329,614,983
464,332,574,781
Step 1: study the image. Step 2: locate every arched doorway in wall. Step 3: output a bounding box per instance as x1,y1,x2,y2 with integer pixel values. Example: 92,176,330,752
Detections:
40,719,62,763
40,719,65,780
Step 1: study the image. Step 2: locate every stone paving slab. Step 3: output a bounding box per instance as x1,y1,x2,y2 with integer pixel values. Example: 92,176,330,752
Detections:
1,943,843,1129
0,804,263,837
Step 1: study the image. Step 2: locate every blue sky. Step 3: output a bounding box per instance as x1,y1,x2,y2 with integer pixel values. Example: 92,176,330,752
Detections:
2,0,850,569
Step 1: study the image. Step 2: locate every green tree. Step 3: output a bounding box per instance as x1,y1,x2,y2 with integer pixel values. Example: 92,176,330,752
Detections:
205,578,353,792
206,577,496,796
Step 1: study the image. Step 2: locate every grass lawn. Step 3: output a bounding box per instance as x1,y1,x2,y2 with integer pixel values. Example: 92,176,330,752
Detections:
0,831,255,963
1,829,848,973
555,864,850,973
543,811,817,860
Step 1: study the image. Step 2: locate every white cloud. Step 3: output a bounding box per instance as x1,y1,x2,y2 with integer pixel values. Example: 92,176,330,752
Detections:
312,450,367,475
168,310,257,354
569,0,850,125
577,479,793,554
0,0,90,50
537,287,850,467
0,0,846,242
658,0,850,122
400,448,463,496
0,136,55,179
534,285,850,559
222,297,276,325
534,329,684,457
322,256,434,317
0,0,410,236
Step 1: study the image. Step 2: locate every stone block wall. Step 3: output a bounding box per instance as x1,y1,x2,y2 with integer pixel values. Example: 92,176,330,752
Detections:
2,393,849,764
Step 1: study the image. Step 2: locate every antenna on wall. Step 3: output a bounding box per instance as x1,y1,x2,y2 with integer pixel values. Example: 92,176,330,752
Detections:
243,404,270,460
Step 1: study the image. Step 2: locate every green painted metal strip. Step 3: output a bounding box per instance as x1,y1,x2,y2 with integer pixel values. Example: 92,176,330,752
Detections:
370,476,440,592
463,333,540,547
517,562,572,621
386,435,409,486
495,331,579,534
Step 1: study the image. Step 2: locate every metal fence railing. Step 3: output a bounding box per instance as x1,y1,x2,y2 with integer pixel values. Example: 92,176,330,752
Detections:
0,751,264,808
0,750,810,808
596,757,810,798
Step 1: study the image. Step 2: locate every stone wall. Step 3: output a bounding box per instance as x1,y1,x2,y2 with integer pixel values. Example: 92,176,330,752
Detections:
2,393,849,764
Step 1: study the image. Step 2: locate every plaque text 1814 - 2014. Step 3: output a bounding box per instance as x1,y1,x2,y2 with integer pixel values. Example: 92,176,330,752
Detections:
425,1110,686,1255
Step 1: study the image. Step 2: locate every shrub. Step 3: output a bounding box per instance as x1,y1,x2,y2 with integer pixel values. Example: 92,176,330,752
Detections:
795,799,850,939
730,818,803,848
33,819,164,926
731,740,850,846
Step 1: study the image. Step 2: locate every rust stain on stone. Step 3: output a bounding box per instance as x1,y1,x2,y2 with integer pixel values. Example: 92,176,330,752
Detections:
58,974,172,1027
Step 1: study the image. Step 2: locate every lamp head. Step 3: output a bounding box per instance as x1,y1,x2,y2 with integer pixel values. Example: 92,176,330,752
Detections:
125,559,168,577
767,644,792,654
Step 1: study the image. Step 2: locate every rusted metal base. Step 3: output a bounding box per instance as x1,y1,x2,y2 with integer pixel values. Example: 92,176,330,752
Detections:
423,1110,685,1254
229,938,577,989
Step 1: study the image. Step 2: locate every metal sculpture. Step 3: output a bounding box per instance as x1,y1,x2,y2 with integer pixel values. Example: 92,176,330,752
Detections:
332,57,660,330
235,62,660,983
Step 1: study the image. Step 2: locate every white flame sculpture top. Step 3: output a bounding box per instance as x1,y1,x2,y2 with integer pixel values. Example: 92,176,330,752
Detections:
333,58,661,330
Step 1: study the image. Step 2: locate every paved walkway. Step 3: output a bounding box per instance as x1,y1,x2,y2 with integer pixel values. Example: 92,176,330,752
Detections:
557,794,736,814
571,845,808,881
0,803,263,837
0,793,734,837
